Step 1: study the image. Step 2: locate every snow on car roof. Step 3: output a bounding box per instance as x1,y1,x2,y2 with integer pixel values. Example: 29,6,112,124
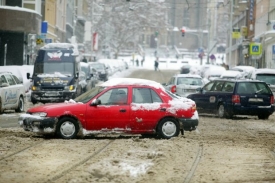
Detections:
41,43,79,56
100,78,165,89
231,66,255,72
176,74,202,78
220,70,241,77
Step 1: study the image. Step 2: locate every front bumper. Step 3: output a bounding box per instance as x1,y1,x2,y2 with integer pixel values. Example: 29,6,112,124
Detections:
18,115,58,134
31,90,75,103
178,118,199,131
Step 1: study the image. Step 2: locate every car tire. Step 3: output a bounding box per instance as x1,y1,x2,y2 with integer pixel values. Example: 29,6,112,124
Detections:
56,117,79,139
157,118,180,139
258,113,270,120
31,96,37,105
15,96,24,113
217,104,233,119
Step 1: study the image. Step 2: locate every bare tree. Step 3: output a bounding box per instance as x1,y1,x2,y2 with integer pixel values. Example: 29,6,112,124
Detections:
91,0,167,58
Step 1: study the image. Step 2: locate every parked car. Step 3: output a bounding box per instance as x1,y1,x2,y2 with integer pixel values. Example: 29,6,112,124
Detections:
0,71,25,113
187,79,274,119
247,68,275,96
220,70,243,79
203,66,226,81
164,74,205,97
180,64,191,74
230,65,255,78
88,62,109,81
79,62,97,92
18,78,199,139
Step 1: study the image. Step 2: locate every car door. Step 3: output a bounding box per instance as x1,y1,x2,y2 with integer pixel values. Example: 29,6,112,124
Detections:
85,87,131,132
130,87,165,133
189,81,216,112
2,74,19,107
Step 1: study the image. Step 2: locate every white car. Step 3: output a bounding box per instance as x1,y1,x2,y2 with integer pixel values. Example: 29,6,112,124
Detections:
220,70,243,79
164,74,206,97
0,72,25,113
248,68,275,95
230,65,255,78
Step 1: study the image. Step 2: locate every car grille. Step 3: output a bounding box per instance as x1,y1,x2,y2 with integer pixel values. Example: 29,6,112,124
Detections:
41,87,64,91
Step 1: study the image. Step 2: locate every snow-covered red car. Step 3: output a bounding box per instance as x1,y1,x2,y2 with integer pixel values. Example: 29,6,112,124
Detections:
19,78,199,139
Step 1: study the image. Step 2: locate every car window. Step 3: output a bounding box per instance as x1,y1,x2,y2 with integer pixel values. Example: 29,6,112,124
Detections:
5,74,16,85
177,77,203,86
212,81,224,91
99,88,128,105
0,75,8,84
203,81,215,91
256,74,275,85
237,82,272,94
132,88,161,103
222,82,235,92
167,77,175,85
12,75,21,84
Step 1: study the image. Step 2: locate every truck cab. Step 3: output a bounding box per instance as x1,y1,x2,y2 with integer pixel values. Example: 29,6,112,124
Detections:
27,43,81,104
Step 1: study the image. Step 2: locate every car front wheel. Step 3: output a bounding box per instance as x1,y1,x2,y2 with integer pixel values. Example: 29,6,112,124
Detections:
157,118,180,139
56,117,79,139
15,96,24,112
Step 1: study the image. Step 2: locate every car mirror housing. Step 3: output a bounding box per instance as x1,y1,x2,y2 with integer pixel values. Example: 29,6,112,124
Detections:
91,99,101,106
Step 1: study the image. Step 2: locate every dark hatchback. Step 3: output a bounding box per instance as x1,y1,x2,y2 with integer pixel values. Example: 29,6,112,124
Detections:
187,79,275,119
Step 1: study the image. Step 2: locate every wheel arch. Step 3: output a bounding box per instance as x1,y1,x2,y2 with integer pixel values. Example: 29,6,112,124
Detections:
156,116,180,131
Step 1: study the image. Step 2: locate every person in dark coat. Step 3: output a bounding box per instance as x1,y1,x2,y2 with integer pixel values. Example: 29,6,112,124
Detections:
154,57,159,71
135,59,139,67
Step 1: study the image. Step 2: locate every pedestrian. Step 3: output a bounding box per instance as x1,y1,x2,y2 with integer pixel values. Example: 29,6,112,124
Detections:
135,59,139,67
141,57,144,67
154,57,159,71
82,56,87,63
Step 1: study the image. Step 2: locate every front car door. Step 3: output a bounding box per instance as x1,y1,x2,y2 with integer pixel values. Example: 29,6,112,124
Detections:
85,87,131,132
2,74,20,107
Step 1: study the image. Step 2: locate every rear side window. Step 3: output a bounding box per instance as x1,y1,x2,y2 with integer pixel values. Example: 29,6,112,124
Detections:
237,82,272,94
222,82,235,92
132,88,162,103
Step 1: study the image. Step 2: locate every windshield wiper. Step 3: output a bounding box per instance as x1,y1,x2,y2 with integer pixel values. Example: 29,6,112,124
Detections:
255,89,263,94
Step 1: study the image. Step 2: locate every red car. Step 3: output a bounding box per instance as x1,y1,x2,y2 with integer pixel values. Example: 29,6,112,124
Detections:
19,78,199,139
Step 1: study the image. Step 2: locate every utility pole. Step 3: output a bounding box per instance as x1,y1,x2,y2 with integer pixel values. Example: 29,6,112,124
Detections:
229,0,233,68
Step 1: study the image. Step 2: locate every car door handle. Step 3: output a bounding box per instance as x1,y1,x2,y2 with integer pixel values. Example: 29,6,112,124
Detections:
160,108,166,112
119,109,126,112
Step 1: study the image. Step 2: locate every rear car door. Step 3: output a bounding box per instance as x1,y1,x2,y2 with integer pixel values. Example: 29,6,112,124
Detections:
130,87,165,133
86,87,130,131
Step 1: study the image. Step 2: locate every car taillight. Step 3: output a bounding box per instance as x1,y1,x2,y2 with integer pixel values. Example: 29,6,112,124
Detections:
270,96,274,104
232,95,240,104
191,104,196,112
171,85,176,93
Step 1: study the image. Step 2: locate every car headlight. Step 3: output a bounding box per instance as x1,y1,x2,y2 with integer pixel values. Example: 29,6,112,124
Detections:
32,112,47,117
64,85,74,91
32,86,40,91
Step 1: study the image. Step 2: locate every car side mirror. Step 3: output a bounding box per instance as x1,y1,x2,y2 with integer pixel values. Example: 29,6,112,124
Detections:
75,72,79,79
27,73,31,79
91,98,101,106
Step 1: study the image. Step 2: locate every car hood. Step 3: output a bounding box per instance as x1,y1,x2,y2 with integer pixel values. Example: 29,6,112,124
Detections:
27,101,85,114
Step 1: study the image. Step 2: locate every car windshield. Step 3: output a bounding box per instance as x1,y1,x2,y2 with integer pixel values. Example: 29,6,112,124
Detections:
256,74,275,85
74,86,106,103
177,77,203,86
33,62,74,76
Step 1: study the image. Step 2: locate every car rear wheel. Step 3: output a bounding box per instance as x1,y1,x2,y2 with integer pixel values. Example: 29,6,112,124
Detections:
56,117,79,139
258,113,270,120
157,118,180,139
217,104,233,119
15,96,24,112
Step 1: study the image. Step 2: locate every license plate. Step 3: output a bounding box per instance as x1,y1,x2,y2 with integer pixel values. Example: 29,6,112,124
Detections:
44,92,58,96
249,98,263,102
